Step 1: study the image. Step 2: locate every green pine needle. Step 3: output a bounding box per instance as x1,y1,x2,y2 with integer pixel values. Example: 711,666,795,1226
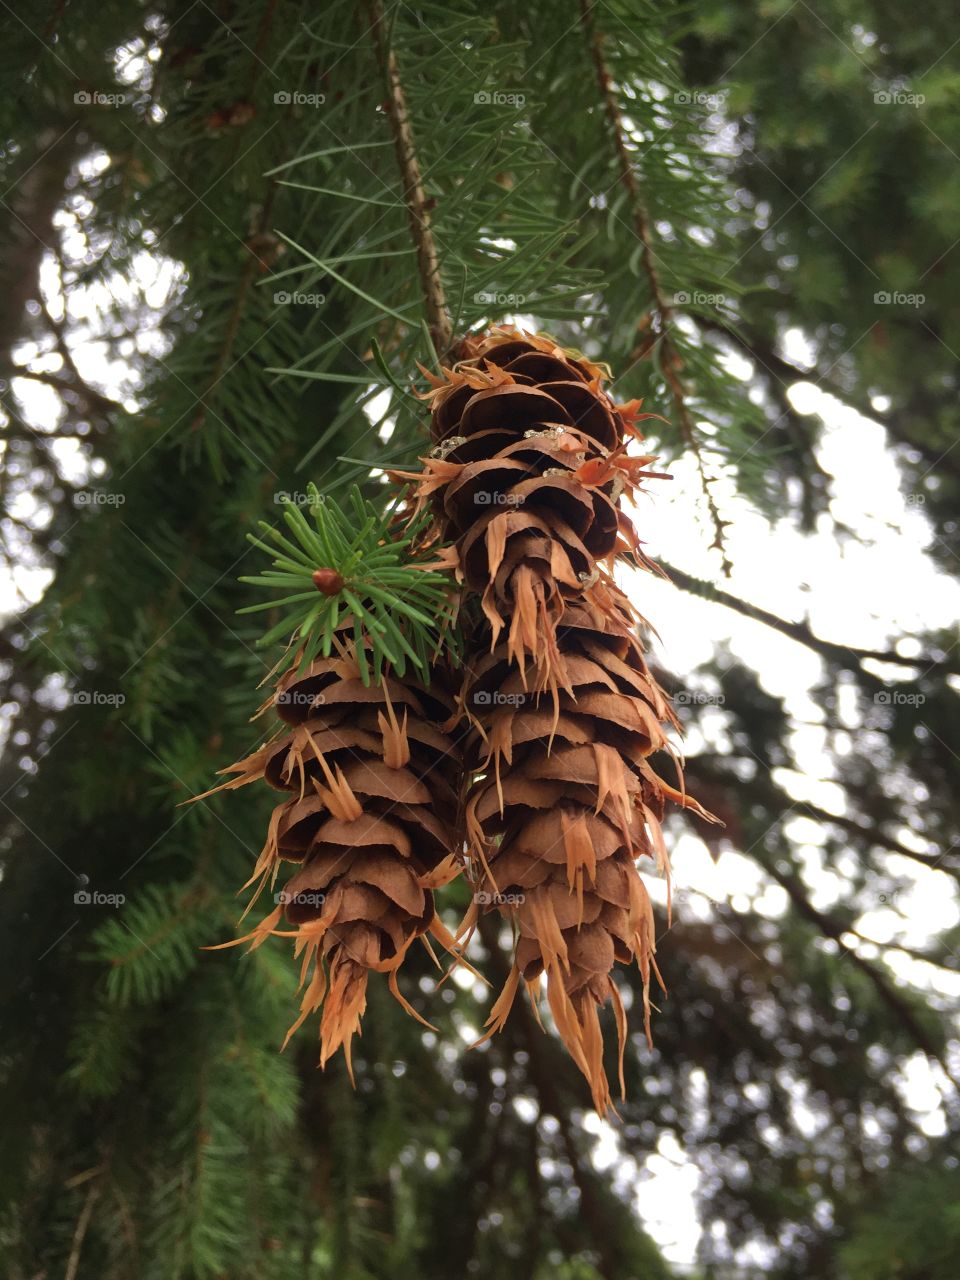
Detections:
239,485,459,686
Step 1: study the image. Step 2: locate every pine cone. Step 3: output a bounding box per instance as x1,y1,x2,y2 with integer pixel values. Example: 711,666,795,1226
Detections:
463,590,714,1112
397,327,716,1111
208,633,463,1075
396,330,666,687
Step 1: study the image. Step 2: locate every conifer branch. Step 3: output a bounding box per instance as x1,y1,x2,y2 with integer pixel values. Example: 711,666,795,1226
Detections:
11,366,121,418
579,0,731,573
0,127,77,371
190,185,280,432
662,560,960,678
64,1179,100,1280
763,860,958,1086
366,0,453,359
239,484,459,682
39,278,125,422
794,803,954,869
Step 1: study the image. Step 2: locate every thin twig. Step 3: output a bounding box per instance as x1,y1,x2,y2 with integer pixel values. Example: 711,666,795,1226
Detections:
366,0,452,360
579,0,730,572
660,558,960,678
190,185,279,432
11,366,121,417
765,861,959,1089
64,1180,100,1280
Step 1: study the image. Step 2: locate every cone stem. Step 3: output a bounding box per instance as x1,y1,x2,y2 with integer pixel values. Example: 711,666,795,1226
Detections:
366,0,453,360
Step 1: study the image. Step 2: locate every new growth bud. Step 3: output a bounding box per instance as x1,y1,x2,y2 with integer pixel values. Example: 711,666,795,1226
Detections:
311,567,345,596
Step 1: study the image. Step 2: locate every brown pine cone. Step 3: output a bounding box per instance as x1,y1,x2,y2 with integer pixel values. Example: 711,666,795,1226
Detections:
395,328,666,689
395,327,717,1111
206,633,464,1075
462,590,713,1112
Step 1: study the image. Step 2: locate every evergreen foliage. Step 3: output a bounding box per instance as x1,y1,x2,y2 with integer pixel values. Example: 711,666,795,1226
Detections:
0,2,957,1278
240,485,457,681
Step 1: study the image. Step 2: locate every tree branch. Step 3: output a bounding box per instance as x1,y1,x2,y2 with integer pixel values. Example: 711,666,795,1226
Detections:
579,0,730,573
11,366,120,419
703,318,960,515
64,1179,100,1280
661,558,960,678
366,0,452,360
190,187,280,432
761,860,958,1088
796,800,955,871
0,125,77,372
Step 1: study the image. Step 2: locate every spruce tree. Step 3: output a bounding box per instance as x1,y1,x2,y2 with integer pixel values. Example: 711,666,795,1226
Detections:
1,3,957,1278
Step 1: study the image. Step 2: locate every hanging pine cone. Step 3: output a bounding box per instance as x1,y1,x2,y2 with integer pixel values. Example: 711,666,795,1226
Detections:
398,331,669,686
203,629,464,1076
395,327,716,1112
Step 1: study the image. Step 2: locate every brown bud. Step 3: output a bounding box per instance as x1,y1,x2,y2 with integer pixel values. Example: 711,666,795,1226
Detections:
311,567,345,596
